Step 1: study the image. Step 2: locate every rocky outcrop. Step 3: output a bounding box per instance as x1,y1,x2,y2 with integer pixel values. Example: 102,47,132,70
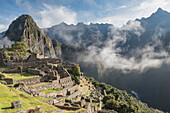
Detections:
4,14,58,58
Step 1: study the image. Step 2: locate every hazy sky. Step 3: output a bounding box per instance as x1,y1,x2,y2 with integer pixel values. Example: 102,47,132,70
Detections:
0,0,170,32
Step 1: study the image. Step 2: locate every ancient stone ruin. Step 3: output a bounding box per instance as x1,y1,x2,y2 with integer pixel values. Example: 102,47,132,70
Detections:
11,101,22,108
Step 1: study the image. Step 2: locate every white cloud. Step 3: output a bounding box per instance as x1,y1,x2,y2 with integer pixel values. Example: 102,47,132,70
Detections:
36,4,77,28
0,24,7,32
94,15,130,27
116,5,127,9
0,37,14,48
92,0,170,27
132,0,169,18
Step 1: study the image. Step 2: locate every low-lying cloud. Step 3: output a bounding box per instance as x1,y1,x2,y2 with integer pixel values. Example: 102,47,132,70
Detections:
0,37,14,48
77,20,170,73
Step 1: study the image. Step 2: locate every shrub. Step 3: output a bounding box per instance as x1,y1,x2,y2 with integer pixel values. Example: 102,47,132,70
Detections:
14,83,25,87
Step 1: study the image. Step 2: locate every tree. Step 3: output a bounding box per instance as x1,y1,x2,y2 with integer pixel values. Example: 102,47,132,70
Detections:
11,42,28,60
11,42,28,75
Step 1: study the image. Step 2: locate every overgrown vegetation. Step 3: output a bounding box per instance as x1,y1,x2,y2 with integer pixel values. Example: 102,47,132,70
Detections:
66,63,81,84
14,82,25,88
86,76,162,113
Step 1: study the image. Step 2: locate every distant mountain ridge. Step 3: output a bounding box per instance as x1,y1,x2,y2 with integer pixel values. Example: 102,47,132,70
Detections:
44,22,112,48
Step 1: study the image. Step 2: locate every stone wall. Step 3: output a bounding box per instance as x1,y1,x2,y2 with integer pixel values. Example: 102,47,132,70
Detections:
43,99,57,105
28,68,46,76
67,90,81,100
67,85,78,95
4,78,13,84
97,110,118,113
42,88,67,98
55,105,80,111
74,99,86,108
6,58,62,69
6,61,37,69
59,76,73,88
14,77,41,85
29,83,61,91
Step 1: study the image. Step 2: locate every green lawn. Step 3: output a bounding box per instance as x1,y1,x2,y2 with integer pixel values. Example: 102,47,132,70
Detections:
40,88,61,94
0,84,58,113
1,72,38,80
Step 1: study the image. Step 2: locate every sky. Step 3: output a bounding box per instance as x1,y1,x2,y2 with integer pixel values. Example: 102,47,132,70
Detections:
0,0,170,32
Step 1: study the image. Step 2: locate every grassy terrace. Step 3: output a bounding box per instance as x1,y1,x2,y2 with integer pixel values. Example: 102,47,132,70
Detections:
0,84,86,113
40,88,61,94
1,72,38,80
0,84,58,113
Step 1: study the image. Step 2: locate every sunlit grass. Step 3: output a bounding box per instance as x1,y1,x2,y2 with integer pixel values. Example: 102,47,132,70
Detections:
1,72,38,80
0,84,58,113
40,88,61,94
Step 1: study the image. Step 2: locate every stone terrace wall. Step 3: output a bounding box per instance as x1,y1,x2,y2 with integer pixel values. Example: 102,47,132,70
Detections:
14,77,41,85
4,78,13,84
42,89,67,98
6,58,62,69
28,68,46,76
6,62,37,69
29,83,61,91
59,76,73,88
54,105,80,111
67,90,81,100
67,85,78,95
37,58,62,65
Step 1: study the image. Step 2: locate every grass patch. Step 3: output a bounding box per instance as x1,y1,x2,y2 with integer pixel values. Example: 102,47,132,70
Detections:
35,96,54,102
40,88,61,94
1,72,38,80
85,89,90,97
0,84,58,113
30,82,51,87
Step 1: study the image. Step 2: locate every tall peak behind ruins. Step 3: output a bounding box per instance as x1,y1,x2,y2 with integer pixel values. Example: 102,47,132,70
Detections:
4,14,60,58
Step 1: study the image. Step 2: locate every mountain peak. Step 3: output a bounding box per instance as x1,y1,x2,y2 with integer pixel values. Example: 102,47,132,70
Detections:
59,22,67,26
157,7,164,12
3,14,56,57
4,14,38,41
154,7,169,15
17,14,35,23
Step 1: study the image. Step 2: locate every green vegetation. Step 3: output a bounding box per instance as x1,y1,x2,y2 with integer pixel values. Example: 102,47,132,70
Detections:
14,83,25,88
8,42,28,75
40,88,61,94
86,76,162,113
1,72,38,80
66,63,81,84
0,84,58,113
4,42,28,62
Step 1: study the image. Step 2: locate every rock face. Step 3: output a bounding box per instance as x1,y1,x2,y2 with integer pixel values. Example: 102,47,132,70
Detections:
4,14,59,58
44,22,112,48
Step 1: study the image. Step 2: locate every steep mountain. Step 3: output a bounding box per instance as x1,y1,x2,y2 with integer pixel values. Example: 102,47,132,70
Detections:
0,34,2,40
0,32,5,40
3,15,59,57
44,22,112,48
